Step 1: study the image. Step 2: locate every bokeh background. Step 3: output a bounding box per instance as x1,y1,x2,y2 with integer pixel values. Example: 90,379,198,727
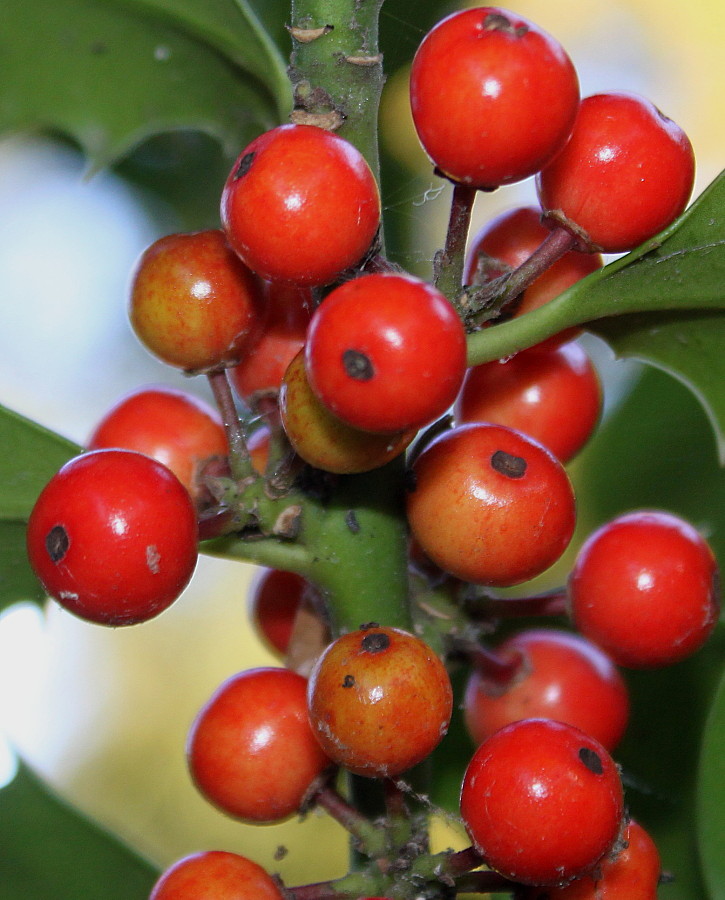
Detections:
1,0,724,889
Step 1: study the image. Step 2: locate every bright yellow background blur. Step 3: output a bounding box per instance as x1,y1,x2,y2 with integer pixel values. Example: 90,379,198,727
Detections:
1,0,723,889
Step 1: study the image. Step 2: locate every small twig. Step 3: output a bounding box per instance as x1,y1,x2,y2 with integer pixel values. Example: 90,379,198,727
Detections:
458,226,578,326
434,182,478,300
448,636,523,686
462,586,568,620
207,369,254,481
312,783,388,858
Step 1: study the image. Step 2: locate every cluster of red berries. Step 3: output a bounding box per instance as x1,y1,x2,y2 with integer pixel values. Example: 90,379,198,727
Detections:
23,4,715,900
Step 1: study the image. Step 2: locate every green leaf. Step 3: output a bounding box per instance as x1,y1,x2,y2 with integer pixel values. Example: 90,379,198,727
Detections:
0,0,290,170
590,310,725,463
466,170,725,454
0,405,80,612
698,664,725,900
571,363,725,898
0,762,159,899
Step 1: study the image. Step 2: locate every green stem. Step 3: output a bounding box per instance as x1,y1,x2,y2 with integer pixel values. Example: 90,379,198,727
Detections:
201,456,411,635
289,0,385,182
299,457,412,635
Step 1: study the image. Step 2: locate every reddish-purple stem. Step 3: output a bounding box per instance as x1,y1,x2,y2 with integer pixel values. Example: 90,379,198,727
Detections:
207,369,251,480
464,589,568,620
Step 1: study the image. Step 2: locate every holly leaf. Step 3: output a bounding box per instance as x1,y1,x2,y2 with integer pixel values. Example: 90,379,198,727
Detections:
570,364,725,899
0,0,290,171
698,663,725,900
0,762,159,899
466,170,725,456
0,405,79,613
589,310,725,462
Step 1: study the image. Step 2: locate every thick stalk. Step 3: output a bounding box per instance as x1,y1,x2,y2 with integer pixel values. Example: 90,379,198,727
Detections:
289,0,385,181
201,457,411,635
299,457,411,635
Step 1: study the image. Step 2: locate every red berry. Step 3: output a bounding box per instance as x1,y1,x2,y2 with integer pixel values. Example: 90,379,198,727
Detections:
307,626,453,778
464,206,602,349
568,510,720,668
229,281,313,405
460,718,624,885
149,850,284,900
305,273,467,433
26,449,198,626
523,820,661,900
537,92,695,253
280,349,416,474
221,124,381,286
248,567,309,656
129,229,263,372
464,628,630,751
187,667,331,822
87,385,228,501
406,423,576,586
410,7,579,188
454,341,602,463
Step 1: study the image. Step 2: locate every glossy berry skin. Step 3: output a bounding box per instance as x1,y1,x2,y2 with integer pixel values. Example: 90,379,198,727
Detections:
129,229,263,372
454,341,602,463
149,850,284,900
187,667,331,823
305,273,467,434
406,423,576,586
248,567,309,656
410,7,579,188
229,281,313,405
307,626,453,778
524,820,661,900
464,206,602,349
87,385,228,500
568,510,719,668
280,350,416,474
464,629,629,751
537,92,695,253
460,718,624,885
26,449,198,626
221,124,380,286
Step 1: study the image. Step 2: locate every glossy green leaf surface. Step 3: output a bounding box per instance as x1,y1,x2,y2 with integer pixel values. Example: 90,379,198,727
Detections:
0,405,79,613
698,665,725,900
0,762,159,898
466,171,725,455
0,0,289,170
590,310,725,462
571,363,725,899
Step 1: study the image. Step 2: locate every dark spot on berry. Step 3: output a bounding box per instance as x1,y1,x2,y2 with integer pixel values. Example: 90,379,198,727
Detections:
234,151,255,179
342,349,374,381
345,510,360,533
491,450,527,478
274,845,288,861
361,631,390,653
46,525,69,563
482,11,529,37
578,746,604,775
342,674,355,688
